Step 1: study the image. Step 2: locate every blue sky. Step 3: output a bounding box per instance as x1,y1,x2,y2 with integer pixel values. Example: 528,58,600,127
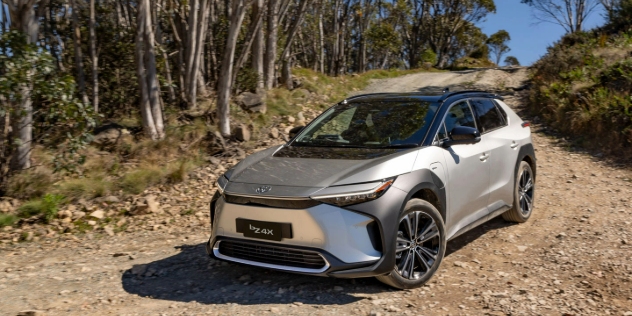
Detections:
480,1,606,66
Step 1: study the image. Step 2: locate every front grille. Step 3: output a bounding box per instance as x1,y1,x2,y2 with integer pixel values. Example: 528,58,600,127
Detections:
225,194,322,209
217,240,327,270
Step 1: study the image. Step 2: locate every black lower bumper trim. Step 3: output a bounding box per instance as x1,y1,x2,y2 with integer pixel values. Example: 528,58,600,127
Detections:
208,237,383,277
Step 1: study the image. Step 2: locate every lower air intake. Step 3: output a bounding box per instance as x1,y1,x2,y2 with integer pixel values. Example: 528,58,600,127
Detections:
217,240,328,271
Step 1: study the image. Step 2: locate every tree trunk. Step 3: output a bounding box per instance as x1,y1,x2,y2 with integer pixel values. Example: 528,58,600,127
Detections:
5,0,40,171
0,112,10,177
216,0,249,136
264,0,280,89
89,0,99,112
182,0,210,109
10,86,33,171
281,58,292,89
156,22,176,103
251,0,265,89
163,50,176,103
330,0,340,76
71,0,89,105
231,2,265,89
136,0,164,140
318,8,324,73
142,0,164,139
278,0,308,88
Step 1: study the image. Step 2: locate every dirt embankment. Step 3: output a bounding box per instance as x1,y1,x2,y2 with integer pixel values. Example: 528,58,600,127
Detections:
1,68,631,316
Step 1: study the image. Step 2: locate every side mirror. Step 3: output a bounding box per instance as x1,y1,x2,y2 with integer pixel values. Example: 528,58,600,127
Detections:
289,126,304,139
442,126,481,148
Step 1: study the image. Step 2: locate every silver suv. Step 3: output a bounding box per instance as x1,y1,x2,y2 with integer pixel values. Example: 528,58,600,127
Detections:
207,91,536,289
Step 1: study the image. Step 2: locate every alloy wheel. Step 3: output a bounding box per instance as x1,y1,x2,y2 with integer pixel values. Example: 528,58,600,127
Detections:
518,167,534,215
394,211,442,280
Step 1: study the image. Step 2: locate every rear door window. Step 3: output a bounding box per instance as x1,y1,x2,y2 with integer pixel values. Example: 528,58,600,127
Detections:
470,98,505,133
493,100,509,124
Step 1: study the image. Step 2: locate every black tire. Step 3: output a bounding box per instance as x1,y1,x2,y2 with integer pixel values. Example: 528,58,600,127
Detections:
502,161,535,223
376,199,446,289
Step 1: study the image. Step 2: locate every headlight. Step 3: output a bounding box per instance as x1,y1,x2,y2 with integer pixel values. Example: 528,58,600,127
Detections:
310,178,395,206
216,175,228,195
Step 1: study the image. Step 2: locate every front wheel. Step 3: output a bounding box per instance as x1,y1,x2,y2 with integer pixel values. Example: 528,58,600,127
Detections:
376,199,446,289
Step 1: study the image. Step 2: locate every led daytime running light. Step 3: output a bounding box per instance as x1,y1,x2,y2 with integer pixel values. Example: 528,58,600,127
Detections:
312,179,395,207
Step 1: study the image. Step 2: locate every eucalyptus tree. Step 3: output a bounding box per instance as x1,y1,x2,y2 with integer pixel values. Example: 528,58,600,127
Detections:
427,0,496,68
487,29,510,66
520,0,600,33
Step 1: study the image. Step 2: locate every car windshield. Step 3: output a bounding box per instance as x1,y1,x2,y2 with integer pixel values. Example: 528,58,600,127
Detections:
292,100,439,148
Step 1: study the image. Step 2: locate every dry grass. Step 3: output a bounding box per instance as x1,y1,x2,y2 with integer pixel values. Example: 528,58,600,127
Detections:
5,167,55,200
54,176,112,201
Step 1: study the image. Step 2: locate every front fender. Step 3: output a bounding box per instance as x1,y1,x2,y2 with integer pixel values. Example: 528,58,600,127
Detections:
330,169,445,278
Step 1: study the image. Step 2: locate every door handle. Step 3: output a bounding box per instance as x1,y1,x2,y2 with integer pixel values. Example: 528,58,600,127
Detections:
479,153,489,161
510,142,519,149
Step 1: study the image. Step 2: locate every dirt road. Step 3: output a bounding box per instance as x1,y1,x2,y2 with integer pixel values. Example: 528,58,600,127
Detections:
2,68,632,316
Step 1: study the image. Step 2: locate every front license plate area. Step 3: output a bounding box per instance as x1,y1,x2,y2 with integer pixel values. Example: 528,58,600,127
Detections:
235,218,291,241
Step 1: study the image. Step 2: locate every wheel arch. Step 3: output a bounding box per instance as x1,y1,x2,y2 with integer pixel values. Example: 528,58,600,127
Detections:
409,187,445,223
516,143,537,180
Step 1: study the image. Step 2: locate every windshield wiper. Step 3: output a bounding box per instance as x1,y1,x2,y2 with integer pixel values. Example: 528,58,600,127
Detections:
292,143,369,149
375,143,420,149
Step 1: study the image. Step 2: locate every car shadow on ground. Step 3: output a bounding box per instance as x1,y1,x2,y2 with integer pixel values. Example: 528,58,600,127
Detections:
121,242,391,306
122,217,513,306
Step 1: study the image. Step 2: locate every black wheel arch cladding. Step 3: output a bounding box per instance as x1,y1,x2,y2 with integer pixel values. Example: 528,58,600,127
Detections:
209,190,221,227
515,143,537,181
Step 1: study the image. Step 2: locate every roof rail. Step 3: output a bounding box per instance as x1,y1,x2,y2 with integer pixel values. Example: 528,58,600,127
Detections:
438,90,500,102
345,93,392,101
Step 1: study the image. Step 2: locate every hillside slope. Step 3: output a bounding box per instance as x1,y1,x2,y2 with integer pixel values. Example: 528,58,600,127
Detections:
527,29,632,159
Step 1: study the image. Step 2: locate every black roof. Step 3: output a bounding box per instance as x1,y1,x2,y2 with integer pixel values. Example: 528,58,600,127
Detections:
346,90,502,104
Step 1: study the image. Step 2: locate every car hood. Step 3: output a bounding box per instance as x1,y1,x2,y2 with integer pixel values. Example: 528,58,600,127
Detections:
223,145,419,198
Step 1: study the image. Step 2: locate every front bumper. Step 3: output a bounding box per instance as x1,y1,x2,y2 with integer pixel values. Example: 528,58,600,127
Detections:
207,186,409,278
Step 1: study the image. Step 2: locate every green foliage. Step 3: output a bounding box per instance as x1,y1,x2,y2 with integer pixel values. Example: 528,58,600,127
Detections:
504,56,520,66
420,49,437,65
0,31,98,177
366,23,403,60
487,30,511,65
452,22,489,62
607,0,632,31
0,214,18,227
235,67,260,93
18,193,65,223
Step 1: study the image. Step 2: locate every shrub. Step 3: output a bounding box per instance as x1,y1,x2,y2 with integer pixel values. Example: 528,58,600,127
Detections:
166,160,196,184
0,214,17,227
235,67,260,93
4,168,54,200
18,194,65,223
527,27,632,158
55,177,111,201
119,166,165,194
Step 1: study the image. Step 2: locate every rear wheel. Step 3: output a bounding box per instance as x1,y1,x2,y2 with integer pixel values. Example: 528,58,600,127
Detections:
502,161,535,223
376,199,446,289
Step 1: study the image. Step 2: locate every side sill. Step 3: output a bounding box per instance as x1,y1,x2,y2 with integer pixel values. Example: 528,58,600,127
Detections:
448,205,511,241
